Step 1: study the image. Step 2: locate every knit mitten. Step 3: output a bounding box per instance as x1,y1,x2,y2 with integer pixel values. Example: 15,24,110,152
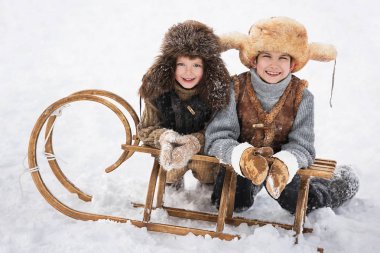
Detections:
239,147,269,185
159,130,180,170
265,158,289,199
170,135,201,169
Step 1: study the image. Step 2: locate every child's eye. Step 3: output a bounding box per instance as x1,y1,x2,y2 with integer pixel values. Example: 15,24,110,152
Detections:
279,55,291,61
194,64,202,68
177,63,185,66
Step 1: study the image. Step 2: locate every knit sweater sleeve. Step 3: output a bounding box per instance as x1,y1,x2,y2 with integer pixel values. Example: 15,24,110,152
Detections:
205,83,241,164
137,101,167,149
281,88,316,168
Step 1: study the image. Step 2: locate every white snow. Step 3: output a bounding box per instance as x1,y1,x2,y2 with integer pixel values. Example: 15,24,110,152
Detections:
2,0,380,252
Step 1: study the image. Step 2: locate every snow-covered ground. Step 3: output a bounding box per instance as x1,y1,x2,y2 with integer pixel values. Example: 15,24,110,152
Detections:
1,0,380,252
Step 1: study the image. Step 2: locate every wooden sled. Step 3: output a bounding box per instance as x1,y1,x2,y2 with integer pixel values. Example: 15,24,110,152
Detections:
28,89,335,251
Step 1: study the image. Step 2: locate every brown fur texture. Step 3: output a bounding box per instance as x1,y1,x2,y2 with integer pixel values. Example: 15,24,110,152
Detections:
239,147,269,185
219,17,337,72
139,20,231,111
266,158,289,199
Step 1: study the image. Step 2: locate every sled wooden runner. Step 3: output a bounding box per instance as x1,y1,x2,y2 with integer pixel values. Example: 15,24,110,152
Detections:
27,89,335,251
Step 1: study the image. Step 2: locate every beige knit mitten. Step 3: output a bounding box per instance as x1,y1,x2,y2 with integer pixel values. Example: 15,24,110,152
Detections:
159,130,180,170
170,135,201,169
158,130,200,170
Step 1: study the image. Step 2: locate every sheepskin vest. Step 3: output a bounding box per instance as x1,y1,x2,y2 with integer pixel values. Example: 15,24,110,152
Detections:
234,72,307,152
154,91,212,135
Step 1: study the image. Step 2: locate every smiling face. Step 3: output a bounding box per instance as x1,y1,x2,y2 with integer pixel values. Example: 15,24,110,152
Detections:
253,51,295,84
175,56,204,89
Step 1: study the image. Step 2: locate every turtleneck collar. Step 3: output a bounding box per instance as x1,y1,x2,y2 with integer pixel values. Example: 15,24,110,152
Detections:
174,82,200,101
250,69,292,99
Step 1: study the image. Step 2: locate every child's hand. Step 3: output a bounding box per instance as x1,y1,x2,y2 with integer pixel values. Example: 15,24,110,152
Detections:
265,158,289,199
170,135,201,169
158,131,200,170
239,147,269,185
159,130,180,170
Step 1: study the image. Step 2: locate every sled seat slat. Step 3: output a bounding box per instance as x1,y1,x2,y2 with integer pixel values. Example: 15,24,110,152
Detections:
122,144,230,167
297,159,336,179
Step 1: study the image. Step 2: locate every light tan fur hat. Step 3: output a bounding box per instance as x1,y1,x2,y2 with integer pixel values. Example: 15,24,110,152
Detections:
220,16,337,72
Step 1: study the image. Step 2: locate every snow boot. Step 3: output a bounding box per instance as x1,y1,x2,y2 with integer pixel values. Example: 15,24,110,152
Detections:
276,165,359,214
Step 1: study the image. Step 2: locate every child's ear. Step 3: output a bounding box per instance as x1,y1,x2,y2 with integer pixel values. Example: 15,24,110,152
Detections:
249,58,257,68
290,61,296,72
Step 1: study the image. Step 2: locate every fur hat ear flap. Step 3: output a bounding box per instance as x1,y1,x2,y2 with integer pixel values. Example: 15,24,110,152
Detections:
219,32,249,52
309,42,337,62
139,56,175,99
219,32,254,68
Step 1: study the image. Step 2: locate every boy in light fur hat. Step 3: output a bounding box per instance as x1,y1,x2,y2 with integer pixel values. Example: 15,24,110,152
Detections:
206,17,359,213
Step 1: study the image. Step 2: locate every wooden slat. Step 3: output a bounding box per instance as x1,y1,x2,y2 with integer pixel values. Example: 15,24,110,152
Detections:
296,169,333,179
143,159,160,222
122,145,228,167
132,203,313,233
226,171,237,219
216,169,232,232
156,167,167,208
309,164,335,171
140,222,239,241
293,175,310,236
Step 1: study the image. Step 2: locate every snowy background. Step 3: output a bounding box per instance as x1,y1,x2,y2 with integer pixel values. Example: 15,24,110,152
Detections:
1,0,380,252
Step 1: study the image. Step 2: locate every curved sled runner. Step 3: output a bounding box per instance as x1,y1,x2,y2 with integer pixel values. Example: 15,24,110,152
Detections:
28,90,335,250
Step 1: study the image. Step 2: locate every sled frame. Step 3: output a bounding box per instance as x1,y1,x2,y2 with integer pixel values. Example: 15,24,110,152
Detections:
27,89,335,251
122,144,335,244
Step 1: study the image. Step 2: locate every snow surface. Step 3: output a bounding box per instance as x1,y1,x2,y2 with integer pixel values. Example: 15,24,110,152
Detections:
1,0,380,252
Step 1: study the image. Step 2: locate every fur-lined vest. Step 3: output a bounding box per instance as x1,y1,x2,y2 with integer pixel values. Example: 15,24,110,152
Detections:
234,72,307,152
154,91,212,135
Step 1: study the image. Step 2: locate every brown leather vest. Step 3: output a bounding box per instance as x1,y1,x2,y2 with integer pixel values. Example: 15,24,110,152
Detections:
234,72,307,152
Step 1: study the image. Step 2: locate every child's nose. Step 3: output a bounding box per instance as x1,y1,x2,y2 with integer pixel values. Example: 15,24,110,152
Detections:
185,66,193,74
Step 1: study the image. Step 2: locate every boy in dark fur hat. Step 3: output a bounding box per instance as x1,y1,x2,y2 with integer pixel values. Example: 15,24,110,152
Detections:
205,17,359,213
138,20,231,187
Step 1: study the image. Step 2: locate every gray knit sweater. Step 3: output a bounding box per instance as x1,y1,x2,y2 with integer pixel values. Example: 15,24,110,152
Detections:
205,69,315,171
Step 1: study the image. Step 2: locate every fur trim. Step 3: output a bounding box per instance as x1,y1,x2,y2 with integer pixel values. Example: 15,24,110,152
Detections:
309,42,337,62
219,17,337,72
139,20,231,111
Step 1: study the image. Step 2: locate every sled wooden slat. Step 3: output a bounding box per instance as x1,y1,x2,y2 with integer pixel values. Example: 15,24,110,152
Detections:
132,203,314,233
121,145,225,166
140,222,239,241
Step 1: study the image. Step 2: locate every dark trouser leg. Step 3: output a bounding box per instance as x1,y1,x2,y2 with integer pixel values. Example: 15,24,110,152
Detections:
277,175,332,214
211,167,263,212
277,165,359,214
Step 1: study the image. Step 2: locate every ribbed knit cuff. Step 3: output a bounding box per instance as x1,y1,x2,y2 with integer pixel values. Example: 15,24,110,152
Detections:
231,142,253,176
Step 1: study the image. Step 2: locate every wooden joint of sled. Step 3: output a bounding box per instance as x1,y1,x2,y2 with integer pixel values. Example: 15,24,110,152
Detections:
122,144,336,243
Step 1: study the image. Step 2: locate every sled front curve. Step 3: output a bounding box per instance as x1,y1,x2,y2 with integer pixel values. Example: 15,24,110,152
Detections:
70,89,140,171
29,93,138,205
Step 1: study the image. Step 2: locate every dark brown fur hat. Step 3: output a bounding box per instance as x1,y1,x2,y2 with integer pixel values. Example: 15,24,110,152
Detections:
139,20,231,111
